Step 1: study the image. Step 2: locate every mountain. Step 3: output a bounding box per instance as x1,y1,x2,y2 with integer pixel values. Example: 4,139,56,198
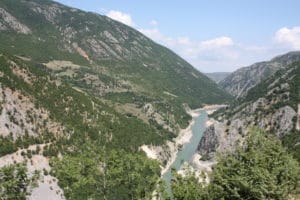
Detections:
0,0,233,199
0,53,169,199
205,72,231,83
0,0,232,130
198,58,300,161
219,51,300,98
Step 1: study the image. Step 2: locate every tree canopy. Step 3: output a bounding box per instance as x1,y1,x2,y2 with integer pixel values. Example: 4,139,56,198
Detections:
171,130,300,200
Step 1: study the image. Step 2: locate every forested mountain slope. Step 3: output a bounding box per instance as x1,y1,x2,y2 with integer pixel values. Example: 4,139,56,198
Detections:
0,0,232,132
0,0,233,199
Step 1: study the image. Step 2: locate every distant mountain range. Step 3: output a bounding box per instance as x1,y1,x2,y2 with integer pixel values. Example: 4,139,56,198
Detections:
205,72,231,83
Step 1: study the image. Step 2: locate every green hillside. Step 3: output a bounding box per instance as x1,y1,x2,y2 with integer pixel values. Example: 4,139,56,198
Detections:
0,0,232,132
0,0,233,199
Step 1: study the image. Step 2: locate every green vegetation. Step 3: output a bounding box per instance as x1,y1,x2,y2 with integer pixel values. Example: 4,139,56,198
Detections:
242,62,300,110
50,147,160,200
0,55,169,152
282,130,300,162
0,132,55,157
0,0,255,199
0,135,17,156
0,164,30,200
171,171,208,200
171,130,300,200
0,0,232,132
0,54,166,198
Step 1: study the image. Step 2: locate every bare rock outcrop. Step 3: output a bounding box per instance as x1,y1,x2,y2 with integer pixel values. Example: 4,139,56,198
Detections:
0,8,31,34
0,85,65,139
199,62,299,160
197,125,219,160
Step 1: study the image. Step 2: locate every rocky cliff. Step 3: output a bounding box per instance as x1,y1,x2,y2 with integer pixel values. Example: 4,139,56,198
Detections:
219,51,300,98
198,59,300,160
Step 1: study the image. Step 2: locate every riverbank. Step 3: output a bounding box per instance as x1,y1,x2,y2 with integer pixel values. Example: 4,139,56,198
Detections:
160,110,200,175
141,104,225,176
201,104,227,114
176,105,226,183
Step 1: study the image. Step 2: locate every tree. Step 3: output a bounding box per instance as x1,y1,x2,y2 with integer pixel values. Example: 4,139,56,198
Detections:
211,130,300,200
0,164,29,200
171,129,300,200
50,148,160,200
171,170,208,200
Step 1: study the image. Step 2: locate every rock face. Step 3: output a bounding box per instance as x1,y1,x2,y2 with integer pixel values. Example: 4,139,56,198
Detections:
0,85,65,139
198,59,300,159
0,8,31,34
271,106,297,137
198,119,244,160
197,125,219,159
220,51,300,98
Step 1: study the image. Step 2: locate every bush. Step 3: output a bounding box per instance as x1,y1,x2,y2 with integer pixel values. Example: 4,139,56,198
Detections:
0,164,29,199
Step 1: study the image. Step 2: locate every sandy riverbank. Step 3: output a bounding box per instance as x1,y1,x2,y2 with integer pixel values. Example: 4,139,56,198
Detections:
160,116,197,175
161,105,224,175
190,153,216,173
202,104,227,114
177,104,226,146
140,108,201,175
177,153,216,183
141,104,225,176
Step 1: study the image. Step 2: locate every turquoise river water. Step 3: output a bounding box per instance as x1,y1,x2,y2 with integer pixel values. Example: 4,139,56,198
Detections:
162,110,208,195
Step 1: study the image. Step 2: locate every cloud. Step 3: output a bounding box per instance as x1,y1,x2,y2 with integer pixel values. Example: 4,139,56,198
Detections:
106,10,135,27
139,28,163,41
139,27,240,71
150,20,158,26
274,27,300,49
140,28,233,50
139,23,300,72
201,37,233,49
139,26,300,72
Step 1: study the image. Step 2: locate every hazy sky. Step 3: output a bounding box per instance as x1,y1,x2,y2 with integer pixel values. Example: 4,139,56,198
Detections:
55,0,300,72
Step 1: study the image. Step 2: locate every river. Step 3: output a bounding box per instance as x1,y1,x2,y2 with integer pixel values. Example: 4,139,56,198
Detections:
162,109,208,195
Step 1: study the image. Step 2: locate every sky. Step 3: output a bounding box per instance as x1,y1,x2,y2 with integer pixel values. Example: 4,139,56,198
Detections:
55,0,300,72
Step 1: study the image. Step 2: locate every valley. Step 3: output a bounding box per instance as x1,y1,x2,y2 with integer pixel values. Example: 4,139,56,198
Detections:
0,0,299,200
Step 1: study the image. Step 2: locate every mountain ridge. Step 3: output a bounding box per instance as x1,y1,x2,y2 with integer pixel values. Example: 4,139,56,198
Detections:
0,0,232,130
199,59,300,160
0,1,233,199
219,51,300,98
